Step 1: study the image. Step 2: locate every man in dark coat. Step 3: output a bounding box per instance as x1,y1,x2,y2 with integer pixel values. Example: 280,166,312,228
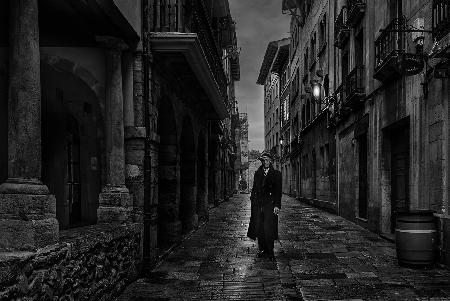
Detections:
247,151,282,261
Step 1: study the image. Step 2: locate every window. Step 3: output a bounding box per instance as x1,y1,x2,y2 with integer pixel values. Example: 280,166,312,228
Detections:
320,146,325,175
304,47,309,71
319,14,327,54
306,99,311,123
283,97,290,123
310,32,316,66
301,104,306,128
291,68,299,102
312,99,316,119
355,30,364,67
342,50,349,84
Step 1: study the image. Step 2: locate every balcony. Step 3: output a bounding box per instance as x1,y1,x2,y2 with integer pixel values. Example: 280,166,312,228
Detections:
374,17,406,81
149,0,229,119
334,6,350,49
344,66,365,109
346,0,366,27
433,0,450,41
334,83,351,122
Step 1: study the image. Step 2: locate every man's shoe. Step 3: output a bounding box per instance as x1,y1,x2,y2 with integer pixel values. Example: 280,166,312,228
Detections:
257,251,265,258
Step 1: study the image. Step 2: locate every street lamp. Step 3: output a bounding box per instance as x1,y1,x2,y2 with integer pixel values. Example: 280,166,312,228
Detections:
311,79,322,102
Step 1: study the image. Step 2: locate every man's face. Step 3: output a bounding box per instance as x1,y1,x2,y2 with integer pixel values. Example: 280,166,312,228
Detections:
261,157,271,169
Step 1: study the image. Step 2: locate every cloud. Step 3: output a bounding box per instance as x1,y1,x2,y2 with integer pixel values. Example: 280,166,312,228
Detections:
229,0,290,151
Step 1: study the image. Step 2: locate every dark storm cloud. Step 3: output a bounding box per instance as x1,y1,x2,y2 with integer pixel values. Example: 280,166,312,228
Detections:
229,0,290,151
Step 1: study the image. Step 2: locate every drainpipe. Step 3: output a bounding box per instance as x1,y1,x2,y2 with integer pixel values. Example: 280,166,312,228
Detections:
142,0,153,273
333,0,339,215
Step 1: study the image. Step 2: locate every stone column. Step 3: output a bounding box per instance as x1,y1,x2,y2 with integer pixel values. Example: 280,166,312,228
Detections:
97,36,132,223
0,0,58,251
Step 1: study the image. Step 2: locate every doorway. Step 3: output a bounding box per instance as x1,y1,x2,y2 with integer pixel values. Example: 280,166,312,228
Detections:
358,133,368,219
390,126,409,232
66,116,81,226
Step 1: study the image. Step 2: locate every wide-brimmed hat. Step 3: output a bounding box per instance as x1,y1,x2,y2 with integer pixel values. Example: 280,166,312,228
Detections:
258,151,273,162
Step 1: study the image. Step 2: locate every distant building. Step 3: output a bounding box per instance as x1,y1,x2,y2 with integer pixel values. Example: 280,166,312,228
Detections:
257,38,291,171
238,113,249,191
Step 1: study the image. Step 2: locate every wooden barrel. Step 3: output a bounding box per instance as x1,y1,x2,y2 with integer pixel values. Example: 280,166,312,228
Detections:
395,211,438,267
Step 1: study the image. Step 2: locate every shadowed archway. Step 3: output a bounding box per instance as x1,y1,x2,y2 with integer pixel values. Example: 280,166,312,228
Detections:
180,117,198,232
157,97,181,248
41,60,103,229
196,131,208,222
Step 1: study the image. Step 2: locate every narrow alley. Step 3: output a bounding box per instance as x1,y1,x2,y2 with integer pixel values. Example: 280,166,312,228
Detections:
119,195,450,301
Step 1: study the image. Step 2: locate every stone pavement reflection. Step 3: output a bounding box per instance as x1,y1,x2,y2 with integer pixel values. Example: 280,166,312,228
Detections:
118,194,450,300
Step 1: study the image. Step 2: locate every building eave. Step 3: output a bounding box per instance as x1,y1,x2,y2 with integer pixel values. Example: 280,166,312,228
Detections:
257,41,279,85
150,32,227,120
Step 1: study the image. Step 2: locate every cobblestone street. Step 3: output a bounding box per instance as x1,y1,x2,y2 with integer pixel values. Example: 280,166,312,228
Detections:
118,194,450,301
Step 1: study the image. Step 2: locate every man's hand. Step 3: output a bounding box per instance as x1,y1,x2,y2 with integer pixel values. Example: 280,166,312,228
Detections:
273,207,280,215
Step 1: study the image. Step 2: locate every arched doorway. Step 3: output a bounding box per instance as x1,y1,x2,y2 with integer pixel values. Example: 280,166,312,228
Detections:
196,131,208,222
157,97,181,248
208,133,218,206
180,117,198,232
66,115,81,225
41,60,103,229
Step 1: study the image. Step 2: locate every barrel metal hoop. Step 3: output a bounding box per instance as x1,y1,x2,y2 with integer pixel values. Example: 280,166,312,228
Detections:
395,229,437,233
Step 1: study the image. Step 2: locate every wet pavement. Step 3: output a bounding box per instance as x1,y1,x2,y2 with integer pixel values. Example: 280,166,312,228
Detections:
118,194,450,300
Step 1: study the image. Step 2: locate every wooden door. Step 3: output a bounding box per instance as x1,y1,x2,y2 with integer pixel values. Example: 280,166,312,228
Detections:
391,126,409,232
66,120,81,226
358,133,368,219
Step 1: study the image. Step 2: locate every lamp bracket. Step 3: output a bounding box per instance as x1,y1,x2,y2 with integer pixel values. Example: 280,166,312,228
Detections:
282,7,303,26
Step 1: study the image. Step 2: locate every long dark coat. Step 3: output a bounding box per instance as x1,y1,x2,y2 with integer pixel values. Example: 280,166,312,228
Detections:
247,164,282,241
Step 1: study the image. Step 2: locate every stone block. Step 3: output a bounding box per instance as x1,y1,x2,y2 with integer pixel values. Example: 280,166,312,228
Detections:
99,190,132,207
97,206,132,223
0,217,58,251
0,193,56,219
0,223,141,300
429,121,443,143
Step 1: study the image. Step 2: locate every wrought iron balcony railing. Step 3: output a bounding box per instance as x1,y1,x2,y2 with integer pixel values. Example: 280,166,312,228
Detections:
150,0,228,104
333,83,351,121
347,0,366,27
433,0,450,41
334,6,350,49
375,17,407,70
345,65,365,108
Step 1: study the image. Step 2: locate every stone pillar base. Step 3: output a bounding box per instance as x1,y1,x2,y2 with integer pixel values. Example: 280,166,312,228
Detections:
159,220,182,244
0,190,58,251
98,186,132,223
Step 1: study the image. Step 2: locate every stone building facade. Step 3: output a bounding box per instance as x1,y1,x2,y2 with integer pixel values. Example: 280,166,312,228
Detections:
282,0,450,266
0,0,240,298
330,0,450,265
284,0,337,211
257,38,291,171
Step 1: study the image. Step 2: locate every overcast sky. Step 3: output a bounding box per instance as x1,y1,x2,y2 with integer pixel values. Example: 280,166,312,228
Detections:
229,0,290,151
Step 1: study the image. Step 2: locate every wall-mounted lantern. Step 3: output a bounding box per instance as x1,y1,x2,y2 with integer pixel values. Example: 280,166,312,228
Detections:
311,80,322,101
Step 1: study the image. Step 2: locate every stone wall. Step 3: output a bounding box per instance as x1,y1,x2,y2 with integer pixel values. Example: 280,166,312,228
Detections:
0,223,141,301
